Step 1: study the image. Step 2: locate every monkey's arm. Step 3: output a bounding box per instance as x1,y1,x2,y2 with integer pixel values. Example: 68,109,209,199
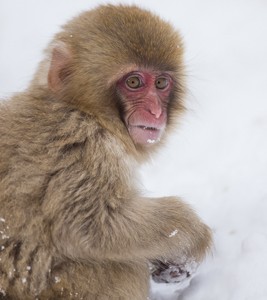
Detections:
45,189,211,263
111,196,212,262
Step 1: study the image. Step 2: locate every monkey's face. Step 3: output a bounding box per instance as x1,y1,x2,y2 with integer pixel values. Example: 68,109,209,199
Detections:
117,70,173,146
46,5,185,153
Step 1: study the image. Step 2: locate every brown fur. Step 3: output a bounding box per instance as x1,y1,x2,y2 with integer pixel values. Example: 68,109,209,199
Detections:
0,5,212,299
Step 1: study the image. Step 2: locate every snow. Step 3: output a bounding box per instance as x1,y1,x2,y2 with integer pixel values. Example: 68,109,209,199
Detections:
54,276,61,284
1,0,267,299
0,287,6,297
147,139,158,144
169,229,179,238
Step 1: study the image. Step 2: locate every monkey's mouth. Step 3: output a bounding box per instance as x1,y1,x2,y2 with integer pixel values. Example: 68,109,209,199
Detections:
136,125,158,131
128,125,163,145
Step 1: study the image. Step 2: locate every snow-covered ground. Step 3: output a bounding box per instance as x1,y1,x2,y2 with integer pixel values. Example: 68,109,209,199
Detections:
1,1,267,299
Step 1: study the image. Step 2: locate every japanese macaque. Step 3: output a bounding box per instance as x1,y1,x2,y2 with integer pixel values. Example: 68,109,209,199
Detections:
0,4,212,300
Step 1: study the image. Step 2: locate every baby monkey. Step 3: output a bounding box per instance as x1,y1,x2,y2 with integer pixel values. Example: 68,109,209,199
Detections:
0,4,212,300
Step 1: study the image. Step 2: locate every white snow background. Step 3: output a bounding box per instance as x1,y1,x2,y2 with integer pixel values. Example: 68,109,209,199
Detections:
1,0,267,299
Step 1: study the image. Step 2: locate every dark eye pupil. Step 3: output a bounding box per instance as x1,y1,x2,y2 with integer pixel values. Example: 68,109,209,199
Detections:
126,76,141,88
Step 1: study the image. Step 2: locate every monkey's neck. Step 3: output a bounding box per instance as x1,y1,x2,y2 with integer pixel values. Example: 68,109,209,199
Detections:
24,86,153,162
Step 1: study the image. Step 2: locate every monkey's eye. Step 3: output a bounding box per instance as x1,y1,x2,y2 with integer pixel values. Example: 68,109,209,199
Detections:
126,76,142,89
155,77,169,89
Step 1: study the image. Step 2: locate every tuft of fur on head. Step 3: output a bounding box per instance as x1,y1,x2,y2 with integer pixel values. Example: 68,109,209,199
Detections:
31,4,186,160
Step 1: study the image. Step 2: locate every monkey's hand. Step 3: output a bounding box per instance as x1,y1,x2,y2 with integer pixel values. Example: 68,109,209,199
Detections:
147,196,212,263
149,258,198,285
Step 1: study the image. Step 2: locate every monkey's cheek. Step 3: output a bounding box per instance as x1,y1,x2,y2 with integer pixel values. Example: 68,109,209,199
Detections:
128,126,163,145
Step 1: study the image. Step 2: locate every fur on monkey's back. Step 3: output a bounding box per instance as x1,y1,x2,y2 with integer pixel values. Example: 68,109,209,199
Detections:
0,92,136,299
0,89,134,226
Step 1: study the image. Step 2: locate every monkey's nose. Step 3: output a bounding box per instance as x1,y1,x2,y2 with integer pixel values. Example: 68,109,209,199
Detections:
146,90,163,118
148,104,162,119
151,111,162,119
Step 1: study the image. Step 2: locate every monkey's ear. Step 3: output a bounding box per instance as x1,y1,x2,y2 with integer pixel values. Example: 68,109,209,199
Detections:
48,42,72,92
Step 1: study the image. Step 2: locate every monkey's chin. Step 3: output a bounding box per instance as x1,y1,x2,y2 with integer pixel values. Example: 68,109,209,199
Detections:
128,125,163,146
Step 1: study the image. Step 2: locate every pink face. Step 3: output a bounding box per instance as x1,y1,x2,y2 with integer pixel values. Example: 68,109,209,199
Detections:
117,70,173,146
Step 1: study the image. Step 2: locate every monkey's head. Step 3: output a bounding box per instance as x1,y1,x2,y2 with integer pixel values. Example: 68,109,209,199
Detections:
37,5,185,155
